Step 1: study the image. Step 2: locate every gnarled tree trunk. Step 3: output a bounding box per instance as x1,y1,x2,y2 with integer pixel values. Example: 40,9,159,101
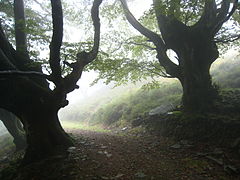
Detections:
178,33,219,112
0,78,73,165
0,0,102,166
175,31,218,112
20,106,73,164
180,64,217,112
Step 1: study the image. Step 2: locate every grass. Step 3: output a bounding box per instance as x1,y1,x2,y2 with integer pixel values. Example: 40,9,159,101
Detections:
61,121,110,133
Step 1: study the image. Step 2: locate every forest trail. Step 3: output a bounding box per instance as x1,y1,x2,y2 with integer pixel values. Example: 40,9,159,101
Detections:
4,129,239,180
57,129,238,180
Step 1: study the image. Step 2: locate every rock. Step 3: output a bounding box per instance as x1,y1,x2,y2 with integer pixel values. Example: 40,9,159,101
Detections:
121,127,128,131
100,145,107,149
67,146,77,153
114,173,124,179
104,150,112,158
170,143,181,149
106,153,112,158
101,176,109,180
97,151,104,154
167,111,181,115
149,104,174,116
135,172,147,178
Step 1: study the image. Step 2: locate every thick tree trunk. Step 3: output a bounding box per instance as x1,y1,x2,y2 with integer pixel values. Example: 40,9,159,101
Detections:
0,78,73,165
20,107,73,165
180,67,217,112
0,109,26,151
178,35,219,112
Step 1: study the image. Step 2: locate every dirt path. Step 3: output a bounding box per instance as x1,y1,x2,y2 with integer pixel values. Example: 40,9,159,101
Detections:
3,130,239,180
60,130,238,180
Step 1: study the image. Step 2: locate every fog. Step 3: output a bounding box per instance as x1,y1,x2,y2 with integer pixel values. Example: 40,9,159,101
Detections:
0,121,7,136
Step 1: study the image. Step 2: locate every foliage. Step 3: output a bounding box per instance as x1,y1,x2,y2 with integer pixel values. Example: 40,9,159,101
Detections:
60,80,182,126
60,51,240,127
86,0,240,88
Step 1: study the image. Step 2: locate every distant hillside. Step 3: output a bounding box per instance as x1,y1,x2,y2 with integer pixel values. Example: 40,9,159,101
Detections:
60,51,240,127
211,50,240,88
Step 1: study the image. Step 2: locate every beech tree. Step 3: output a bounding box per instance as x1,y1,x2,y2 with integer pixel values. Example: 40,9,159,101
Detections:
118,0,239,112
0,0,102,164
100,0,236,111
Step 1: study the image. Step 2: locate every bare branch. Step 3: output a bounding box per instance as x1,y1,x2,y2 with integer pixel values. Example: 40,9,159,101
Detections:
120,0,165,48
49,0,63,84
120,0,181,78
212,0,238,34
88,0,103,61
0,70,53,81
63,0,103,94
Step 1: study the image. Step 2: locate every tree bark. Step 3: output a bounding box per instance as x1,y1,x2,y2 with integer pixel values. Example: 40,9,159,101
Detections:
14,0,28,58
0,78,73,165
20,106,73,165
180,66,217,112
0,0,102,166
177,33,219,112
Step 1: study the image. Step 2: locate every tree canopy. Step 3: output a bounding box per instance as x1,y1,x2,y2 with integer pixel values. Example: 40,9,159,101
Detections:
86,0,240,111
0,0,239,165
87,0,240,88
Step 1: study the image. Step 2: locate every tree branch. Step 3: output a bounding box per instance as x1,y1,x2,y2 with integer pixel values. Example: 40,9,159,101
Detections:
63,0,103,94
14,0,29,59
212,0,238,35
120,0,165,48
49,0,63,84
193,0,217,30
0,70,53,81
88,0,103,61
120,0,181,78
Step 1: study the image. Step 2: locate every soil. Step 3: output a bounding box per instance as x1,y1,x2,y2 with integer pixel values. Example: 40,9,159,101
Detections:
0,129,240,180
